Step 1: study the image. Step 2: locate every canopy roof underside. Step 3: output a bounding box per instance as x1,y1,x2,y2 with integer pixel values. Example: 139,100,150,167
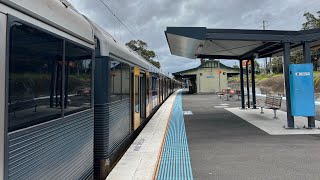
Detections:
165,27,320,60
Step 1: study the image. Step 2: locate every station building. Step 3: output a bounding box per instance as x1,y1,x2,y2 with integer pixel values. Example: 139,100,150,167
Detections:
173,60,239,93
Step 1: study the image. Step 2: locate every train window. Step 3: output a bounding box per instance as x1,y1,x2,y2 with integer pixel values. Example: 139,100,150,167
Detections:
135,76,139,113
8,23,63,131
110,60,131,102
122,63,130,99
64,41,92,116
110,60,122,102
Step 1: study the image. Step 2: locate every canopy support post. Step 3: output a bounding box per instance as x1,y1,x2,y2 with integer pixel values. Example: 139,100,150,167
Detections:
251,59,257,109
303,41,316,128
246,60,250,108
239,60,245,109
283,42,295,128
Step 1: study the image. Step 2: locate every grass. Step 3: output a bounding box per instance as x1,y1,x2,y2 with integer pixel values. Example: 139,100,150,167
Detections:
229,72,319,84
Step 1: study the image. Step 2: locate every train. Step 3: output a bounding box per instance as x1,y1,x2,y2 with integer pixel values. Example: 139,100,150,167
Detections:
0,0,182,179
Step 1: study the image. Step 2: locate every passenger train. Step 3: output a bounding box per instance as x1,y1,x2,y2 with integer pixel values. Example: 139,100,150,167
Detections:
0,0,181,179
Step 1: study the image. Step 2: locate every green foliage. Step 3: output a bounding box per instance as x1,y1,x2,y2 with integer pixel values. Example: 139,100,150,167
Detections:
254,60,260,71
271,57,283,74
280,11,320,70
232,64,239,69
291,50,304,64
125,40,161,68
302,11,320,30
149,60,160,68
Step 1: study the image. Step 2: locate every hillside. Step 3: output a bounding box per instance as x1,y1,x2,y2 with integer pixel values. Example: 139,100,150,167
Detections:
229,72,320,94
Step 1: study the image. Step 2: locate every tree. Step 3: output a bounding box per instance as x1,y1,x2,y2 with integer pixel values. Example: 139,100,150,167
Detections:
302,11,320,30
269,11,320,73
232,63,239,69
291,50,304,64
125,40,161,68
271,57,283,74
254,60,260,72
301,11,320,70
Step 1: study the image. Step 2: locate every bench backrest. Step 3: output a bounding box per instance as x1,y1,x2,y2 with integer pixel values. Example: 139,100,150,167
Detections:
265,96,282,109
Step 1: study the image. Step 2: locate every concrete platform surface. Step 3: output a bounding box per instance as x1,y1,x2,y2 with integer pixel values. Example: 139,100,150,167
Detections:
183,93,320,180
106,91,179,180
226,108,320,135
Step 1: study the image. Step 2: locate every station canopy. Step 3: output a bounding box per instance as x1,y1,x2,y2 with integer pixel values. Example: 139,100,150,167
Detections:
165,27,320,60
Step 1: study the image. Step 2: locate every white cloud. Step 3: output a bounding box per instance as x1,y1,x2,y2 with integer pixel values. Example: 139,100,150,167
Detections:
68,0,320,73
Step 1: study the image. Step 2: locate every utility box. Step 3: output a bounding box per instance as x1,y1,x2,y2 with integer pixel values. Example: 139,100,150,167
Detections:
289,64,315,116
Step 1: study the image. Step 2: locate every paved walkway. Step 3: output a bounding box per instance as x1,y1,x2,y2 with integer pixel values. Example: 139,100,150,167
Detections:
107,91,320,180
183,93,320,180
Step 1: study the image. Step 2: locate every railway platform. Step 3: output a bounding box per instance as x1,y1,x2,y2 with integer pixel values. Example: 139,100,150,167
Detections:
107,91,320,180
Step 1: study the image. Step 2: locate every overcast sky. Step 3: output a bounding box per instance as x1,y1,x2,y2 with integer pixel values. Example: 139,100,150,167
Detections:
68,0,320,73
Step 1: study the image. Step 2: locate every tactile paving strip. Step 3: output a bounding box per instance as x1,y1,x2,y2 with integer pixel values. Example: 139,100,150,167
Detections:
157,92,193,180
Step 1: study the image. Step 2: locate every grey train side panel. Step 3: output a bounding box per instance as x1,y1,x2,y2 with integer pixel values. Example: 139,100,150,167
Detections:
0,13,7,180
94,57,109,158
94,99,131,157
8,110,94,180
108,99,130,154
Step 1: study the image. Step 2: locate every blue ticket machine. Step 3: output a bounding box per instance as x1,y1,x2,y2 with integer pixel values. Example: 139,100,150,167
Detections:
289,64,315,116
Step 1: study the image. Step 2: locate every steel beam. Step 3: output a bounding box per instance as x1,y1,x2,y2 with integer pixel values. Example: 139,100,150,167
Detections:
303,41,316,128
259,43,301,58
250,59,257,109
206,32,286,42
283,42,295,128
239,60,245,109
197,55,239,59
240,42,277,60
246,60,250,108
206,31,320,42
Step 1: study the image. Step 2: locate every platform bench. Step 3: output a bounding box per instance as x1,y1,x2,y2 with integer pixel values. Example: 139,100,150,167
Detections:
217,89,227,98
261,95,282,118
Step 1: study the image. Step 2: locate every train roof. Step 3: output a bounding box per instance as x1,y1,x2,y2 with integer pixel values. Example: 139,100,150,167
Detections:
0,0,176,79
87,18,150,70
0,0,94,46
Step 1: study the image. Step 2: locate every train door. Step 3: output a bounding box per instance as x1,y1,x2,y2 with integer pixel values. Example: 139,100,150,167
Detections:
164,79,166,99
162,79,164,101
158,77,161,104
140,72,146,122
146,72,151,117
160,77,163,103
165,79,167,98
133,67,140,130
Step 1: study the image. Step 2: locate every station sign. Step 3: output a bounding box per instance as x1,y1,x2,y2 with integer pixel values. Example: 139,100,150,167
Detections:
295,72,310,76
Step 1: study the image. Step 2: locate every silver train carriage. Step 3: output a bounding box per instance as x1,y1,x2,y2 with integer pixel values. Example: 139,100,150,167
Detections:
0,0,182,180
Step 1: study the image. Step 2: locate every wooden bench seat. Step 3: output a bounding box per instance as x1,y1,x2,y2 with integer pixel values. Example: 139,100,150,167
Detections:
261,95,282,118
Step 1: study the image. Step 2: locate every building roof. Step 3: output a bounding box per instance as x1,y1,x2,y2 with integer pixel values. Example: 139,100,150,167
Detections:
173,61,238,75
165,27,320,60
